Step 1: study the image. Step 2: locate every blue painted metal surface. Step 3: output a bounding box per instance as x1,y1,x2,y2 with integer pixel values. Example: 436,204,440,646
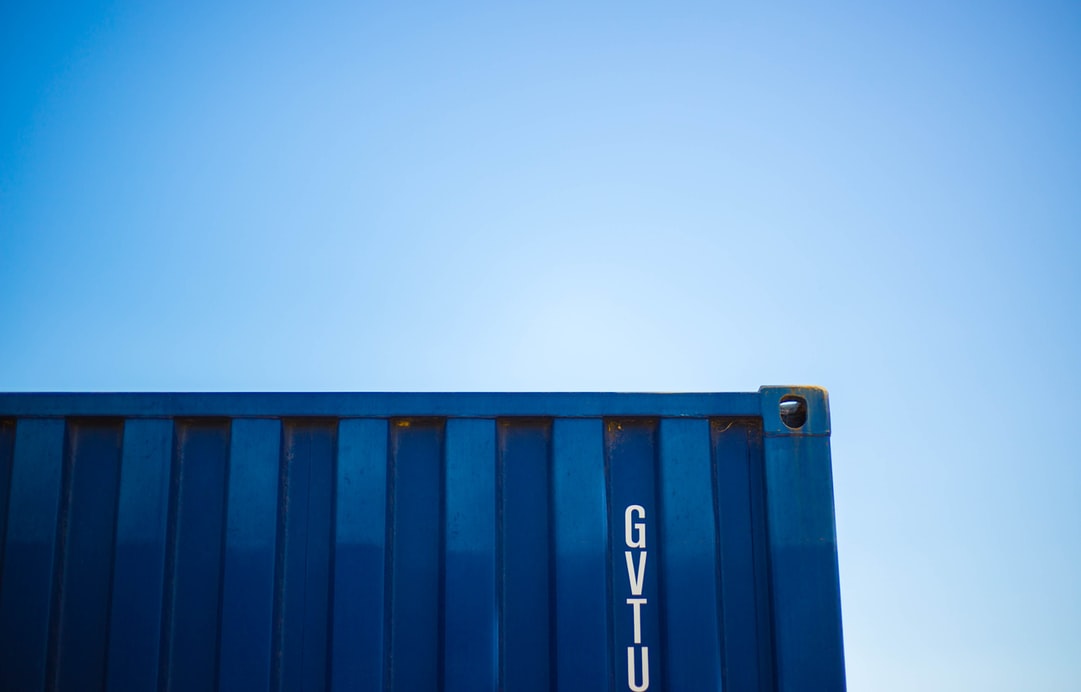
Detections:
0,388,845,691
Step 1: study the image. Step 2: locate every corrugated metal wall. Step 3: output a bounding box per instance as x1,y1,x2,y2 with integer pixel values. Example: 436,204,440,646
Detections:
0,391,845,692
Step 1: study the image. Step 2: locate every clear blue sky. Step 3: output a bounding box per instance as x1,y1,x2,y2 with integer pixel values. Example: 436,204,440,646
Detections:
2,1,1079,689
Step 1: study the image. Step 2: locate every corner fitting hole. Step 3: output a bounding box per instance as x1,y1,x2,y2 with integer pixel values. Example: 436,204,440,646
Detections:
779,395,808,429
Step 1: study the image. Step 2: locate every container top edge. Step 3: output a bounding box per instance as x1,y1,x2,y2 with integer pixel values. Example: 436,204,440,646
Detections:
0,391,785,418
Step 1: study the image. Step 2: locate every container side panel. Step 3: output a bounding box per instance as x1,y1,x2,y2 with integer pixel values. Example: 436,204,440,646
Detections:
106,419,174,691
552,418,611,692
657,418,723,691
747,426,776,691
712,421,772,692
331,418,389,692
498,420,552,692
273,421,337,692
0,420,16,583
0,418,65,691
606,419,662,692
159,421,231,692
218,419,282,691
762,434,846,692
51,421,124,691
0,392,843,691
387,420,444,692
443,419,498,692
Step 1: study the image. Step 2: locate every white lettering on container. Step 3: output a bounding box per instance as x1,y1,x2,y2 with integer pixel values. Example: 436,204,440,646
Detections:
625,552,646,596
624,504,648,690
627,646,650,692
626,598,647,643
625,505,646,548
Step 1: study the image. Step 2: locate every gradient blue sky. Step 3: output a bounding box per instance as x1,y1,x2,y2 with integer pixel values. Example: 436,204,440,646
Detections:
2,1,1079,689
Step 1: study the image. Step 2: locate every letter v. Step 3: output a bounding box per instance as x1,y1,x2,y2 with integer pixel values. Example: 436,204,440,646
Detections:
625,551,647,596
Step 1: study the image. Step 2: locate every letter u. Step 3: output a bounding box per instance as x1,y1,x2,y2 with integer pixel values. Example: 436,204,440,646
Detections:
627,646,649,691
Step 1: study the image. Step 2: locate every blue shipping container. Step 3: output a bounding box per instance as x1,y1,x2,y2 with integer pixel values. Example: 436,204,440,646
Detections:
0,387,844,691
